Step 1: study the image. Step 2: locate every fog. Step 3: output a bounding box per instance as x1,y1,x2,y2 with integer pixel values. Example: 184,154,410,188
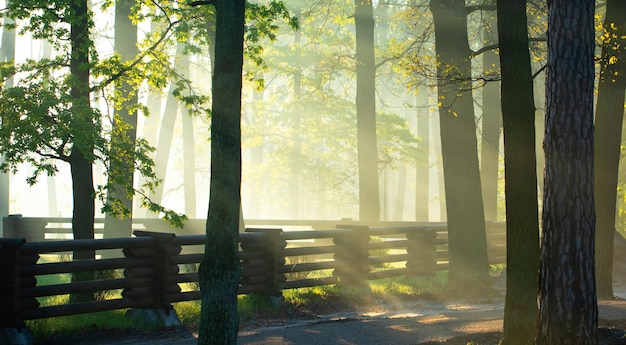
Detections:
0,0,549,230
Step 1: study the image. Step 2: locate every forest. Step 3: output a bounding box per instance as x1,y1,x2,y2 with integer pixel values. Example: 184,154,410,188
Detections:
0,0,622,344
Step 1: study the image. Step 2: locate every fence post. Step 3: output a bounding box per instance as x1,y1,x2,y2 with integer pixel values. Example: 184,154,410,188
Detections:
333,225,370,292
123,231,181,328
3,215,47,242
243,228,285,305
405,228,437,277
0,238,34,345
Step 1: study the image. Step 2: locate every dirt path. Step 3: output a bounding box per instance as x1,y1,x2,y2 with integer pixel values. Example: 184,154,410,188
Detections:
42,297,626,345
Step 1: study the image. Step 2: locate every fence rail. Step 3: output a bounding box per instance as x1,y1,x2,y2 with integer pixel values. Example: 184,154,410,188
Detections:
0,220,506,329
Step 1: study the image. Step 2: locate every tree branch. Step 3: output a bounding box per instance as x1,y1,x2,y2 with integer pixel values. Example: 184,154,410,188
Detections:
470,36,547,58
465,4,496,13
90,17,182,93
189,0,216,7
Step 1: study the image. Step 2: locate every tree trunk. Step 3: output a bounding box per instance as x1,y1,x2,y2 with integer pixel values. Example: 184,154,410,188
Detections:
536,0,597,343
496,0,540,344
180,52,197,218
197,0,245,343
430,0,489,294
594,0,626,301
415,91,430,221
393,164,406,220
355,0,380,221
151,42,187,207
68,0,96,303
135,12,163,218
104,0,139,239
480,15,502,222
0,6,14,229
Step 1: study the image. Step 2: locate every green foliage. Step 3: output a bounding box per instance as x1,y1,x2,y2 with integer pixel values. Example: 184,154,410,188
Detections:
0,0,298,226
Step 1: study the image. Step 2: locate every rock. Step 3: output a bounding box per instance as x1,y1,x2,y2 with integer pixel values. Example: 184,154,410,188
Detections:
0,327,34,345
125,308,181,329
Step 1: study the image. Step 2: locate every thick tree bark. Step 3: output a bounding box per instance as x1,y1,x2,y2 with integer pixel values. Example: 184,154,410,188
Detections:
197,0,245,344
430,0,489,293
536,0,597,343
496,0,540,344
594,0,626,301
104,0,139,239
355,0,380,221
68,0,96,303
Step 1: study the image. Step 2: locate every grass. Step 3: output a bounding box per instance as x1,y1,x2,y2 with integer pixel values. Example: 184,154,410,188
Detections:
28,253,496,340
27,274,446,340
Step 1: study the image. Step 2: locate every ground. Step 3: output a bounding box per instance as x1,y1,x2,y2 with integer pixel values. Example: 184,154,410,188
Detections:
34,278,626,345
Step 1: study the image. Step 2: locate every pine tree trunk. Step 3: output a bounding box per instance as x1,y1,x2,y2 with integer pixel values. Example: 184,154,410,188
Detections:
496,0,540,344
430,0,489,293
536,0,597,343
197,0,245,343
594,0,626,301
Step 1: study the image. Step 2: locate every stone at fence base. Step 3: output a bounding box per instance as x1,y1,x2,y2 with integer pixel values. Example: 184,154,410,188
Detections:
0,327,34,345
125,308,181,329
270,295,284,307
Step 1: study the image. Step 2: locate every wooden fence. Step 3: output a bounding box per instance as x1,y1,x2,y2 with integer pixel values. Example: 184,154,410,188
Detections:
0,222,506,329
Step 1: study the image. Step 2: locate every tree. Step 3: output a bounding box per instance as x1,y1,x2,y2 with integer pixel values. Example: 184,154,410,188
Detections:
197,0,245,343
479,5,502,223
496,0,540,344
355,0,380,221
66,0,98,302
536,0,597,343
594,0,626,301
429,0,489,293
0,2,14,232
103,0,140,240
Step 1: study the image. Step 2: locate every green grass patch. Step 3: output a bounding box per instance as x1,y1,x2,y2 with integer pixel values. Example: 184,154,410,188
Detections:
27,310,129,340
25,271,450,339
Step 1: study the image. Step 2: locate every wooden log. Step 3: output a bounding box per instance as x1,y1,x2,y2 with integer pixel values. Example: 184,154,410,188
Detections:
281,245,336,257
122,286,153,298
20,237,153,255
241,266,266,278
367,268,408,280
124,267,154,278
237,284,266,295
21,298,146,320
367,239,411,251
278,260,336,274
368,253,410,265
21,278,129,298
174,272,199,284
238,250,265,260
281,276,338,289
22,257,148,276
123,247,156,258
19,298,40,311
168,290,201,303
241,258,266,268
172,253,204,265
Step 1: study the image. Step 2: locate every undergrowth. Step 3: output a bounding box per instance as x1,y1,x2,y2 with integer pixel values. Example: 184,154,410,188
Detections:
27,261,512,340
